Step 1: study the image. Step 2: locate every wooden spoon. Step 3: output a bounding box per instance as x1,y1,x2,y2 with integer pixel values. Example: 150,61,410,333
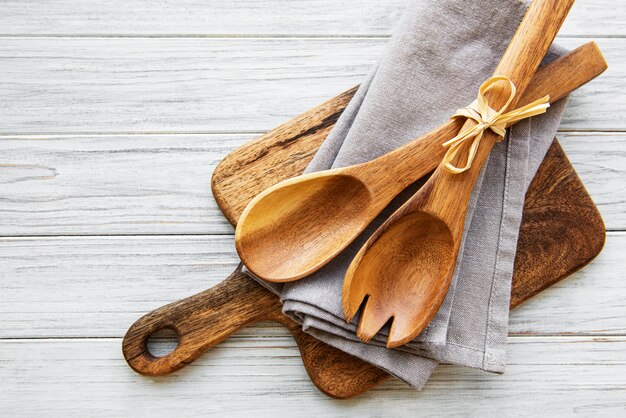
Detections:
235,0,576,284
343,0,576,348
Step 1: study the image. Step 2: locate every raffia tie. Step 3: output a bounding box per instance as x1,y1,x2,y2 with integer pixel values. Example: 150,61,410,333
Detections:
442,75,551,174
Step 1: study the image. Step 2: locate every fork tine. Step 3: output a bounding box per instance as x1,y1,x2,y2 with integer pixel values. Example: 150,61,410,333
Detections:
356,296,393,343
342,281,369,323
342,295,361,324
387,314,422,348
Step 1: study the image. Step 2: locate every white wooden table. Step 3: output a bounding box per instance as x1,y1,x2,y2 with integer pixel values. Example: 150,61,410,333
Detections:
1,1,625,416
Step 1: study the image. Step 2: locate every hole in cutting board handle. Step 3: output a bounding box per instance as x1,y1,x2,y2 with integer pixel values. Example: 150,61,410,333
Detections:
146,327,180,358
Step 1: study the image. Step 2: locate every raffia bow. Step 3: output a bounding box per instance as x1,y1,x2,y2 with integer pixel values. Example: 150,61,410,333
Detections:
442,75,551,174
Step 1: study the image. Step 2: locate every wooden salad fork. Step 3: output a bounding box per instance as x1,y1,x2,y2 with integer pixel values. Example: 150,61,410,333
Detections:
235,0,579,284
343,0,576,348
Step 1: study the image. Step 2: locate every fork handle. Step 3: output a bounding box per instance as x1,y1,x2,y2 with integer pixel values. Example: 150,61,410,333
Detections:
426,0,577,230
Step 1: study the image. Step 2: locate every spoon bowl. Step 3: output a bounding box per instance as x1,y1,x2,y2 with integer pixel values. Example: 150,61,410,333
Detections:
236,172,374,281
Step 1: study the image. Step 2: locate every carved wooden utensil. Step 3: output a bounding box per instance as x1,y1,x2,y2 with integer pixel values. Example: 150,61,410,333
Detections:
234,1,578,284
343,0,576,348
123,42,606,398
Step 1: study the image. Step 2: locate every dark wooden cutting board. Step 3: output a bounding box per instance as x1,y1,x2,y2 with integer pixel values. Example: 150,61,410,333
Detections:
124,85,604,399
211,90,605,391
125,39,610,396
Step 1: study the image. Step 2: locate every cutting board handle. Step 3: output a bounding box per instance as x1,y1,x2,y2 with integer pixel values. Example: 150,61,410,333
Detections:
123,264,391,397
122,266,281,376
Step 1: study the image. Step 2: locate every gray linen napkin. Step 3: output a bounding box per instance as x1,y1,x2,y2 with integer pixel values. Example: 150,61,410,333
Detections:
245,0,568,389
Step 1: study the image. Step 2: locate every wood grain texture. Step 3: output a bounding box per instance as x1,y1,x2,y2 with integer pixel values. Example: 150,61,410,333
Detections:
2,337,626,416
0,0,622,37
0,38,622,134
511,142,606,307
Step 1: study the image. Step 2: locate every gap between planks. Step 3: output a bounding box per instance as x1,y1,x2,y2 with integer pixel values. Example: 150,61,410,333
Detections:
2,333,625,341
1,129,624,138
0,231,625,240
0,34,622,39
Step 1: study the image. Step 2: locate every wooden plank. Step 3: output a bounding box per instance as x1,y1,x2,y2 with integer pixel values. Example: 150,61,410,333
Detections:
0,38,622,134
0,0,623,37
1,132,624,236
0,134,245,236
0,337,625,416
0,235,239,338
0,233,624,339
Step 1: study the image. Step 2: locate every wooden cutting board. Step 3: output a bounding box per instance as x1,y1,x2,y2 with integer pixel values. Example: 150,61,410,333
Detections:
212,90,606,391
123,85,605,399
